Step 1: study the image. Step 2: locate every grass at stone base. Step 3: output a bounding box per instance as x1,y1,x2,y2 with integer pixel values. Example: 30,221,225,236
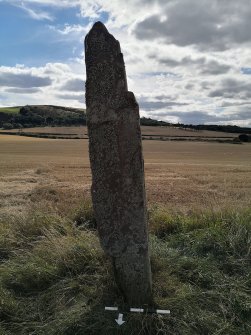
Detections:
0,203,250,335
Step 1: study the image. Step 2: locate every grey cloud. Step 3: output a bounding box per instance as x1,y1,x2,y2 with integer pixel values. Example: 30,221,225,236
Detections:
209,89,236,99
221,101,251,107
157,56,205,67
5,87,40,94
157,57,181,67
166,111,217,124
230,110,251,121
185,84,194,90
137,94,177,101
61,78,84,92
209,78,251,99
139,99,187,111
143,101,187,110
154,55,231,75
201,81,212,90
143,71,179,78
200,61,231,75
0,72,51,88
155,110,251,124
153,94,175,100
134,0,251,51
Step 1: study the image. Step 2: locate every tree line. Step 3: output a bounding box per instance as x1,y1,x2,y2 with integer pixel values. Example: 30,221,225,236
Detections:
0,107,250,135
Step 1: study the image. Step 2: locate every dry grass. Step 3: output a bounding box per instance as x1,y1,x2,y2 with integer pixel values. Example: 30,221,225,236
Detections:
0,202,250,335
0,134,250,217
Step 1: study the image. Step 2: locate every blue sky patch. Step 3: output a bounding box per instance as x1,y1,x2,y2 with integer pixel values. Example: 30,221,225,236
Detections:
0,1,88,66
241,67,251,75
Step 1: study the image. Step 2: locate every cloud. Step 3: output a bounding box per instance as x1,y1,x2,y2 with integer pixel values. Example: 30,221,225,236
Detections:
5,87,41,94
17,2,55,21
1,1,251,127
43,63,72,75
154,55,231,75
48,23,91,36
0,69,52,88
156,56,205,68
200,61,231,75
221,101,251,108
139,99,188,111
134,0,251,51
11,0,156,27
156,110,251,125
61,78,84,92
209,78,251,99
0,63,85,107
155,111,216,124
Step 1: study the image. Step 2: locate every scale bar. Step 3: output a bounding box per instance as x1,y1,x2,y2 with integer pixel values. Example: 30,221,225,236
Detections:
156,309,170,314
105,306,170,315
130,308,144,313
105,307,118,311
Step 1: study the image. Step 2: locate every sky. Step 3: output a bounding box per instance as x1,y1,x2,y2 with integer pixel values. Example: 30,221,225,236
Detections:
0,0,251,126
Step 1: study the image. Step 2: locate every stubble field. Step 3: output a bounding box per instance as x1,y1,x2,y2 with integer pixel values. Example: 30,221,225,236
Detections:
0,125,238,138
0,132,251,335
0,133,250,216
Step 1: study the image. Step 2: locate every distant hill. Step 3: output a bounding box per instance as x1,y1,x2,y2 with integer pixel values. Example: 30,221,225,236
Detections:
176,123,251,135
0,105,250,134
0,105,86,129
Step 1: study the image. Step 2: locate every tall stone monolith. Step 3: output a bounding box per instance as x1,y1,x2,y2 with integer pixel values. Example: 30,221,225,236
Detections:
85,22,152,305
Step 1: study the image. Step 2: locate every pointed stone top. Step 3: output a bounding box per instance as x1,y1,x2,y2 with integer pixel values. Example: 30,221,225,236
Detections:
91,21,108,32
85,21,119,53
85,21,129,107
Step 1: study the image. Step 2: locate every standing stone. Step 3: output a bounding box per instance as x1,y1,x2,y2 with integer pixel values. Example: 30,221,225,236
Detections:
85,22,152,305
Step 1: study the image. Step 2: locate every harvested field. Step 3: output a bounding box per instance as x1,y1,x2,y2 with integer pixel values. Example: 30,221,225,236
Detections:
0,134,250,216
0,125,238,139
0,133,251,335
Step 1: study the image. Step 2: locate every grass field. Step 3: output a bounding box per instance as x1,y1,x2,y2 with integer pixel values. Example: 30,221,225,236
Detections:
0,134,250,334
0,204,250,335
0,107,20,114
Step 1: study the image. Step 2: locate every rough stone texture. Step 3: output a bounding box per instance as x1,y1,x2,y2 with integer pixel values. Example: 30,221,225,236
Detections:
85,22,152,305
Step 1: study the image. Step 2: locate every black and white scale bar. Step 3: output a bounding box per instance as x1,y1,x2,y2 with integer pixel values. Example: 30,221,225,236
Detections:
156,309,170,315
130,308,170,315
105,307,118,311
105,307,170,315
130,308,144,313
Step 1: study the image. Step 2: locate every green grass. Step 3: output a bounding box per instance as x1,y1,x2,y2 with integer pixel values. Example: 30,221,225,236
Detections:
0,204,250,334
0,107,20,114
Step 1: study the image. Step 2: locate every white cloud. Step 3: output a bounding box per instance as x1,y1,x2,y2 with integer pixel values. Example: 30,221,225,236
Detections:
18,2,55,21
1,0,251,126
0,63,85,107
48,24,89,35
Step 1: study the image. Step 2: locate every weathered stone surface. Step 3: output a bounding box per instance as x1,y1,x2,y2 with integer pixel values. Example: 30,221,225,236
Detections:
85,21,152,305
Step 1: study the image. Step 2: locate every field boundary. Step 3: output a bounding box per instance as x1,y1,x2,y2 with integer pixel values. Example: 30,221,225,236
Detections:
0,130,240,143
